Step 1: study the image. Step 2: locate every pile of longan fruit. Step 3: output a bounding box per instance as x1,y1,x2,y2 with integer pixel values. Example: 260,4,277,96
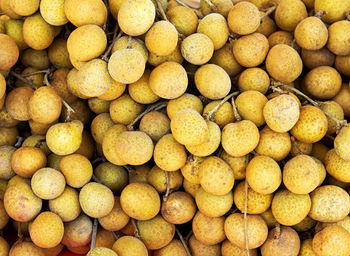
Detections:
0,0,350,255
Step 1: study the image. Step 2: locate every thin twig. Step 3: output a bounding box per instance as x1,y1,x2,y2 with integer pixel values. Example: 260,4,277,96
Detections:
15,136,24,148
185,231,193,244
17,222,22,239
22,69,50,77
156,0,168,21
112,232,120,240
174,0,200,10
231,96,242,122
260,2,277,20
131,219,141,239
244,179,250,256
203,91,239,121
127,101,168,130
10,71,37,89
176,228,192,256
203,0,216,11
90,218,98,250
164,171,171,201
101,28,123,62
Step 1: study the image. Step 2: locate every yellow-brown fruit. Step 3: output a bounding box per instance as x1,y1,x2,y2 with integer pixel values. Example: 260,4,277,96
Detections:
128,165,150,184
67,25,107,62
192,211,226,245
180,156,204,184
167,93,203,120
222,120,260,157
291,105,328,144
42,244,64,256
246,155,281,194
59,154,92,188
0,34,19,71
4,182,42,222
0,146,16,180
332,84,350,117
146,21,178,57
181,33,214,65
0,107,19,127
260,226,300,256
224,213,268,249
183,179,200,198
112,35,148,62
272,190,311,226
304,66,342,99
60,99,92,125
11,146,46,178
64,0,107,27
98,196,129,231
139,111,170,141
79,182,114,218
260,209,278,229
189,235,221,256
293,216,316,232
335,55,350,77
194,64,230,100
238,68,270,94
46,120,83,155
0,236,9,255
94,162,128,193
39,0,67,26
109,93,144,125
210,43,243,76
120,182,160,220
312,142,329,164
61,214,92,247
128,70,159,104
48,69,75,104
48,39,73,69
31,168,65,200
233,33,269,68
149,61,188,99
9,0,38,16
294,17,328,50
49,186,81,222
263,94,300,133
266,44,303,83
315,0,350,24
5,87,33,121
68,245,90,255
334,126,350,161
275,0,307,31
137,215,175,250
118,0,155,36
221,240,258,256
257,11,276,37
0,75,5,100
90,113,114,145
95,228,116,249
112,236,147,256
167,6,198,36
148,42,184,67
203,101,235,128
22,14,54,50
28,86,62,125
301,48,335,69
219,151,249,180
154,239,187,256
0,127,18,147
195,187,232,217
147,166,183,193
102,124,127,166
325,149,350,183
5,19,28,50
327,20,350,56
312,225,350,256
268,30,294,49
29,211,64,248
88,248,118,256
228,1,260,35
309,185,350,222
9,240,44,256
88,98,110,114
201,0,232,17
20,48,50,69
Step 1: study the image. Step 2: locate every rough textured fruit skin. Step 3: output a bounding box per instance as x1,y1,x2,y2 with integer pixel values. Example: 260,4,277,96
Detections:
238,68,270,94
294,17,328,50
149,61,188,99
29,211,64,248
195,187,232,217
333,84,350,117
334,126,350,161
224,213,268,249
87,247,118,256
266,44,303,83
102,124,128,166
325,148,350,181
98,196,129,231
167,6,198,37
291,105,328,144
128,70,159,104
79,182,114,218
10,0,39,16
112,236,148,256
118,0,155,36
301,47,335,69
315,0,350,24
181,33,214,65
274,0,307,32
210,43,243,76
40,0,68,26
222,120,260,157
23,14,54,50
0,34,19,71
327,20,350,56
167,93,203,120
309,185,350,222
120,182,160,221
312,226,350,256
5,19,28,51
260,226,300,256
335,55,350,76
31,168,65,200
221,239,258,256
320,101,344,135
61,214,92,248
154,239,187,256
201,0,233,17
59,154,92,188
189,234,221,256
9,240,44,256
227,1,260,35
4,182,42,222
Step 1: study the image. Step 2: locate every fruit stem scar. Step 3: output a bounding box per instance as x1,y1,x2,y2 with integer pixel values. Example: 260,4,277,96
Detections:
176,227,192,256
163,171,171,201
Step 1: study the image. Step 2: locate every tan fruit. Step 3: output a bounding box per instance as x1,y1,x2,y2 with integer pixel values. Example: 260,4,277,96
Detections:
260,226,300,256
0,127,18,147
268,31,294,49
332,84,350,117
315,0,350,23
313,226,350,256
180,156,204,184
224,213,268,249
222,120,260,157
4,182,42,222
181,33,214,65
98,196,129,231
0,34,19,71
201,0,232,17
154,239,187,256
334,126,350,161
238,68,270,94
112,236,147,256
221,240,258,256
11,146,46,178
5,19,28,51
147,42,184,67
327,20,350,56
68,245,90,255
40,0,67,26
167,93,203,120
49,69,75,104
167,6,198,36
260,209,278,229
335,55,350,77
183,179,200,198
98,80,126,101
129,165,151,184
102,124,127,166
42,244,64,256
61,214,92,247
139,111,170,141
67,25,107,62
137,215,175,250
48,39,73,69
195,187,232,217
219,151,249,180
275,0,307,31
60,99,92,125
9,0,38,16
147,166,183,193
20,48,49,69
320,101,345,135
0,146,16,180
233,33,269,67
189,235,221,256
94,162,128,193
31,168,65,200
257,11,276,37
109,93,144,125
293,216,316,232
0,237,9,256
112,35,148,63
65,0,107,27
325,149,350,183
311,142,329,163
95,228,116,249
128,70,159,104
210,43,243,76
228,1,260,35
88,248,118,256
91,113,114,145
301,47,335,70
9,240,44,256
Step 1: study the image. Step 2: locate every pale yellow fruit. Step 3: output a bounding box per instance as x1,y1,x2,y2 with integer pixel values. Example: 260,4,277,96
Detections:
40,0,68,26
227,1,260,35
320,101,345,135
180,156,204,184
149,61,188,99
334,126,350,161
112,236,148,256
31,168,65,200
327,20,350,56
154,239,187,256
238,68,270,94
128,70,159,104
315,0,350,24
325,149,350,183
167,93,203,120
67,25,107,62
147,166,183,193
181,33,214,65
118,0,155,36
219,151,249,180
10,0,38,16
102,124,128,166
183,179,201,198
221,240,258,256
189,235,221,256
88,248,118,256
294,17,328,50
275,0,307,31
4,19,28,51
138,111,170,142
200,0,233,17
9,240,44,256
98,196,130,231
203,101,235,128
112,35,149,62
167,6,198,36
210,43,243,76
59,154,92,188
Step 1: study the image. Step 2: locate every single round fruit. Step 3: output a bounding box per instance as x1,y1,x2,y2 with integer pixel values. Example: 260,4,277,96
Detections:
31,168,65,200
227,1,260,35
181,33,214,65
327,20,350,56
274,0,307,32
0,34,19,70
112,236,148,256
98,196,129,231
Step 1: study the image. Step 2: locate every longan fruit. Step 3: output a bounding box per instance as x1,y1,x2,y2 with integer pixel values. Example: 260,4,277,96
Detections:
88,98,110,114
334,126,350,161
313,226,350,256
0,107,19,127
98,196,130,231
222,120,260,157
194,64,230,100
67,25,107,62
91,113,114,144
0,34,19,71
20,48,49,69
189,234,221,256
49,186,81,222
203,101,235,128
128,70,159,104
335,55,350,77
257,11,277,37
268,31,294,49
60,99,92,125
49,68,76,104
210,43,243,76
147,166,183,193
139,111,170,141
309,185,350,222
0,127,18,147
167,93,203,120
95,228,116,249
260,209,278,229
61,214,92,247
97,80,126,101
275,0,307,31
325,149,350,183
9,240,44,256
128,165,151,184
301,47,335,69
181,33,214,65
31,168,65,200
201,0,232,17
0,146,16,180
183,179,201,198
180,156,204,184
0,199,8,229
154,239,187,256
320,101,344,135
228,1,260,35
238,68,270,94
327,20,350,56
224,213,268,249
94,162,128,193
311,142,329,164
68,245,91,255
4,19,28,51
112,236,147,256
233,33,269,67
5,87,33,121
221,240,258,256
263,94,300,133
60,154,92,188
0,237,9,255
40,0,68,26
219,150,249,180
88,248,118,256
293,216,316,232
0,74,5,100
332,84,350,117
48,38,73,69
315,0,350,24
42,244,64,256
294,17,328,50
167,6,198,36
266,44,303,83
199,156,234,195
102,124,128,166
9,0,38,16
64,0,107,27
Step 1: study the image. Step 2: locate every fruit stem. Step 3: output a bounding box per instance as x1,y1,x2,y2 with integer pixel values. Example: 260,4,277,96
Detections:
9,71,37,89
131,218,141,239
127,101,168,131
163,171,171,201
185,230,193,243
156,0,169,21
203,91,239,121
22,69,51,77
291,136,303,156
90,218,98,250
17,222,22,239
112,232,120,240
314,10,326,19
260,2,277,20
176,228,192,256
14,136,24,148
244,179,250,256
203,0,217,11
231,96,242,122
101,27,123,62
274,223,281,239
34,139,46,148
